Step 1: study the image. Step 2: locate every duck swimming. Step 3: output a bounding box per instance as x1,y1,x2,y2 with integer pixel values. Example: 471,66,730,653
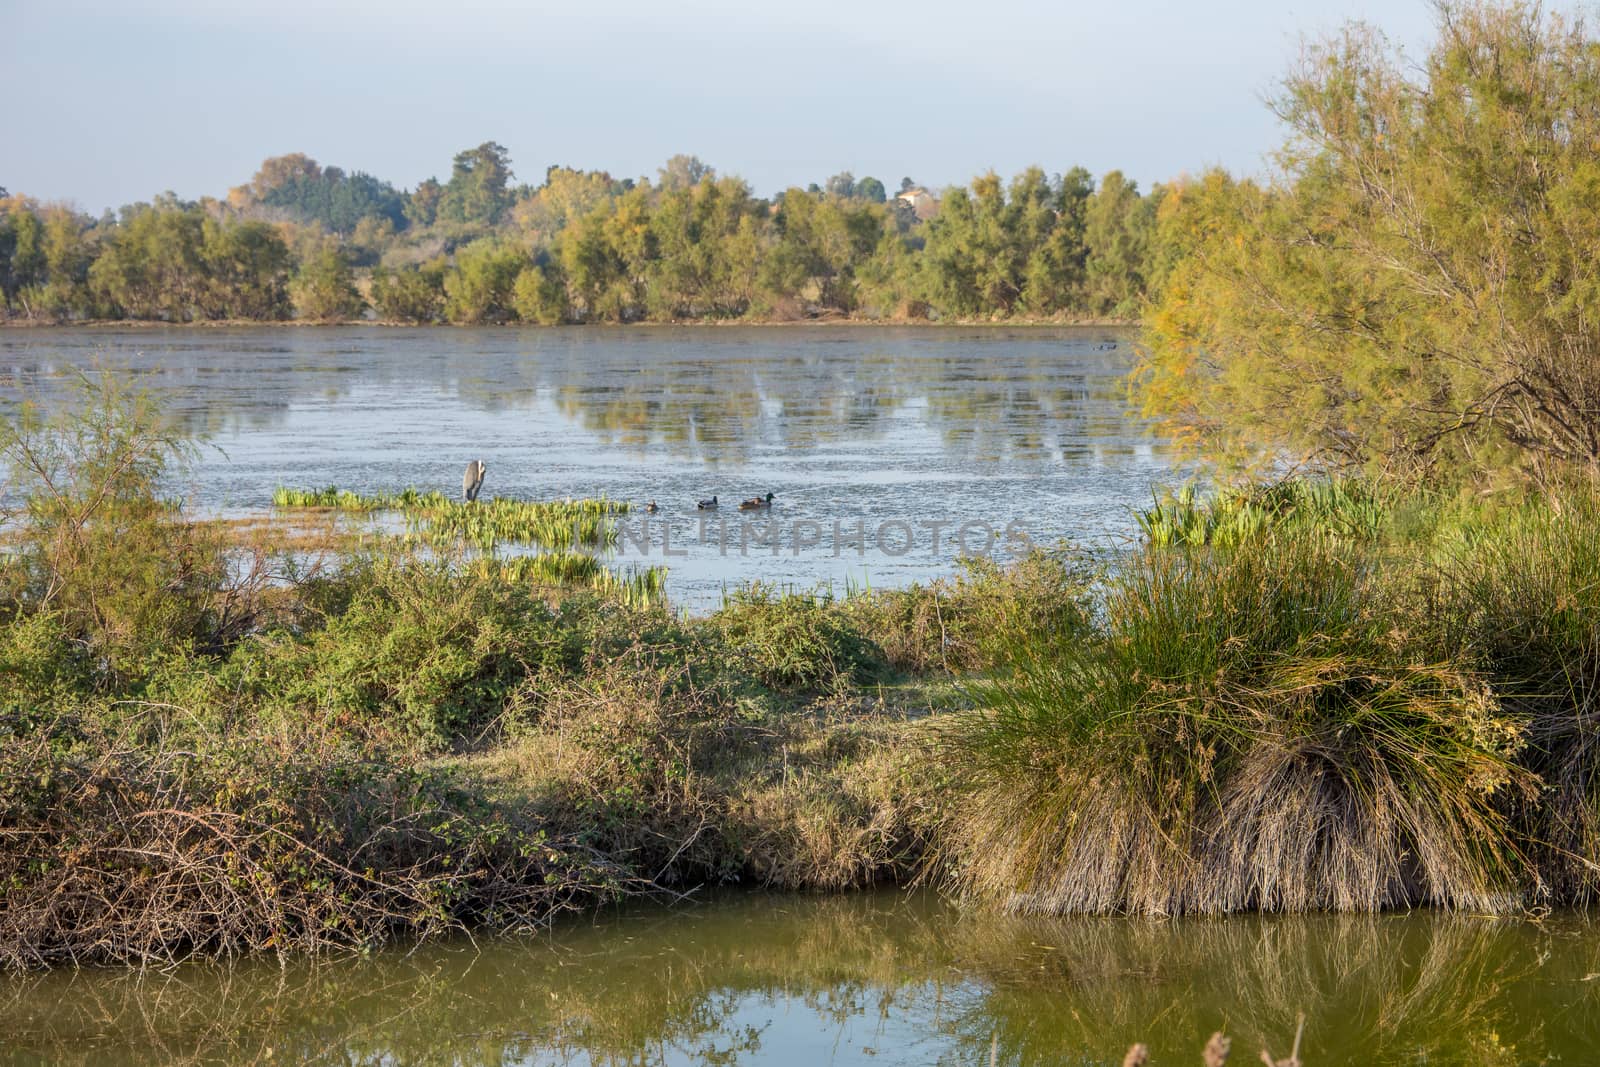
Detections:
645,501,659,513
696,495,718,510
738,492,775,510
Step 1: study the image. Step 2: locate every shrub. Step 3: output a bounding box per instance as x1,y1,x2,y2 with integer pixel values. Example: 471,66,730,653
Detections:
0,714,628,969
712,584,888,692
843,549,1092,674
0,376,256,686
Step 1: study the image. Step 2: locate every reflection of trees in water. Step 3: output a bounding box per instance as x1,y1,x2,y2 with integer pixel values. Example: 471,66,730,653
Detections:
548,353,914,465
5,894,1597,1066
0,329,1151,470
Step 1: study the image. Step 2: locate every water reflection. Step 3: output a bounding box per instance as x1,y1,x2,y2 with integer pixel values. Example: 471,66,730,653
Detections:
0,327,1175,609
3,891,1597,1066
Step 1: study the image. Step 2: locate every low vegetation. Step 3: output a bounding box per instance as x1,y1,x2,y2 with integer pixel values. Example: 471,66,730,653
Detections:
7,374,1600,973
0,379,1072,967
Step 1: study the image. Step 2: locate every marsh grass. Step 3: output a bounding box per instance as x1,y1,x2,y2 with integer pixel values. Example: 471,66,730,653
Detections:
941,530,1537,915
1434,490,1600,900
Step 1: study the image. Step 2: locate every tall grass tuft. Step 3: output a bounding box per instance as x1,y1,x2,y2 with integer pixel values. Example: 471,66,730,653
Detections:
940,532,1534,915
1437,489,1600,900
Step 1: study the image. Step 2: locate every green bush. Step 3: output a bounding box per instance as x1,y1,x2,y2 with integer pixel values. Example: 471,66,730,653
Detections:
712,584,888,692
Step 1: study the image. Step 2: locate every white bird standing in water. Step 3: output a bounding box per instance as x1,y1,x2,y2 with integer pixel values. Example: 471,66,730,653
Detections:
463,459,487,502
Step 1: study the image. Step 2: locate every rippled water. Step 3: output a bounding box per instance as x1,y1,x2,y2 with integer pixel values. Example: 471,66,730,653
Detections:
0,325,1171,610
4,890,1598,1065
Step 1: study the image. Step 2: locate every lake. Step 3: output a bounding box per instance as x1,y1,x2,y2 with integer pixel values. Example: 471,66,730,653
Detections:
0,325,1170,611
4,890,1598,1065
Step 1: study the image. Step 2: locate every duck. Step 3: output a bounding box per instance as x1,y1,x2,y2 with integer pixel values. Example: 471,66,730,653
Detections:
645,501,660,513
696,495,718,510
738,492,775,510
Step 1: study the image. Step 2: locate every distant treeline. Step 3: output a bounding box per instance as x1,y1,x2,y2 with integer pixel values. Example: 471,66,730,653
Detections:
0,147,1168,324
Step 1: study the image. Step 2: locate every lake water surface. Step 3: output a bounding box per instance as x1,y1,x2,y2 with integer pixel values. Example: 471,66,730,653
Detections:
0,325,1169,611
4,890,1598,1066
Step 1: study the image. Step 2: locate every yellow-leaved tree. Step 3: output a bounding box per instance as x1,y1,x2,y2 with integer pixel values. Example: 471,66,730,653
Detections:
1136,1,1600,483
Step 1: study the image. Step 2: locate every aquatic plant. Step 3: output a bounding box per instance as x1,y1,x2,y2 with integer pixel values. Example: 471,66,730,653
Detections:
273,485,628,549
1134,478,1388,550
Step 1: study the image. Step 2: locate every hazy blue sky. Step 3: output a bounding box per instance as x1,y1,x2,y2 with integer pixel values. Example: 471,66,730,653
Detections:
4,0,1437,213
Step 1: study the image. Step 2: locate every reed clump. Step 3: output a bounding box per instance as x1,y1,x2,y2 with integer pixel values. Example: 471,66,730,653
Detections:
938,478,1600,916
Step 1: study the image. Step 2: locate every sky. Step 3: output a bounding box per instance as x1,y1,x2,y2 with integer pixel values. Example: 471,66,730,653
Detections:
3,0,1439,214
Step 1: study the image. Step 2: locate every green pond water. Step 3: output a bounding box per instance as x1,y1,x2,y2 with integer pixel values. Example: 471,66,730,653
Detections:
3,890,1597,1065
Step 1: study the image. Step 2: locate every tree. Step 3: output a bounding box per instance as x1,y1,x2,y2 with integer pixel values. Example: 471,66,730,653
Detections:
246,153,321,200
825,172,856,199
371,260,446,323
200,220,291,319
856,176,887,203
437,142,514,225
1136,1,1600,480
657,154,713,191
89,200,210,320
442,239,525,323
512,167,622,243
511,263,568,324
1083,170,1158,318
1021,166,1093,314
251,164,405,234
405,178,444,228
290,245,363,321
764,186,884,313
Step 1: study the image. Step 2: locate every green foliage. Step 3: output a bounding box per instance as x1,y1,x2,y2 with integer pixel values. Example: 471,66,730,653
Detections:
4,145,1174,324
842,550,1093,674
1435,489,1600,899
1135,477,1388,549
0,376,238,685
943,527,1533,915
442,239,526,323
260,558,580,745
371,260,446,323
712,585,889,692
437,142,514,226
290,244,364,321
510,263,568,324
1136,1,1600,481
915,166,1152,319
274,484,627,549
259,166,405,234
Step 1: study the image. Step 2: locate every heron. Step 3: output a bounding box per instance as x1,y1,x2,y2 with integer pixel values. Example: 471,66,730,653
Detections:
463,460,487,502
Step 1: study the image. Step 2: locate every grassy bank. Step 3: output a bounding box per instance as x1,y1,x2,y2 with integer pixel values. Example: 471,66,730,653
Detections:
941,482,1600,915
0,381,1085,966
5,380,1600,972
